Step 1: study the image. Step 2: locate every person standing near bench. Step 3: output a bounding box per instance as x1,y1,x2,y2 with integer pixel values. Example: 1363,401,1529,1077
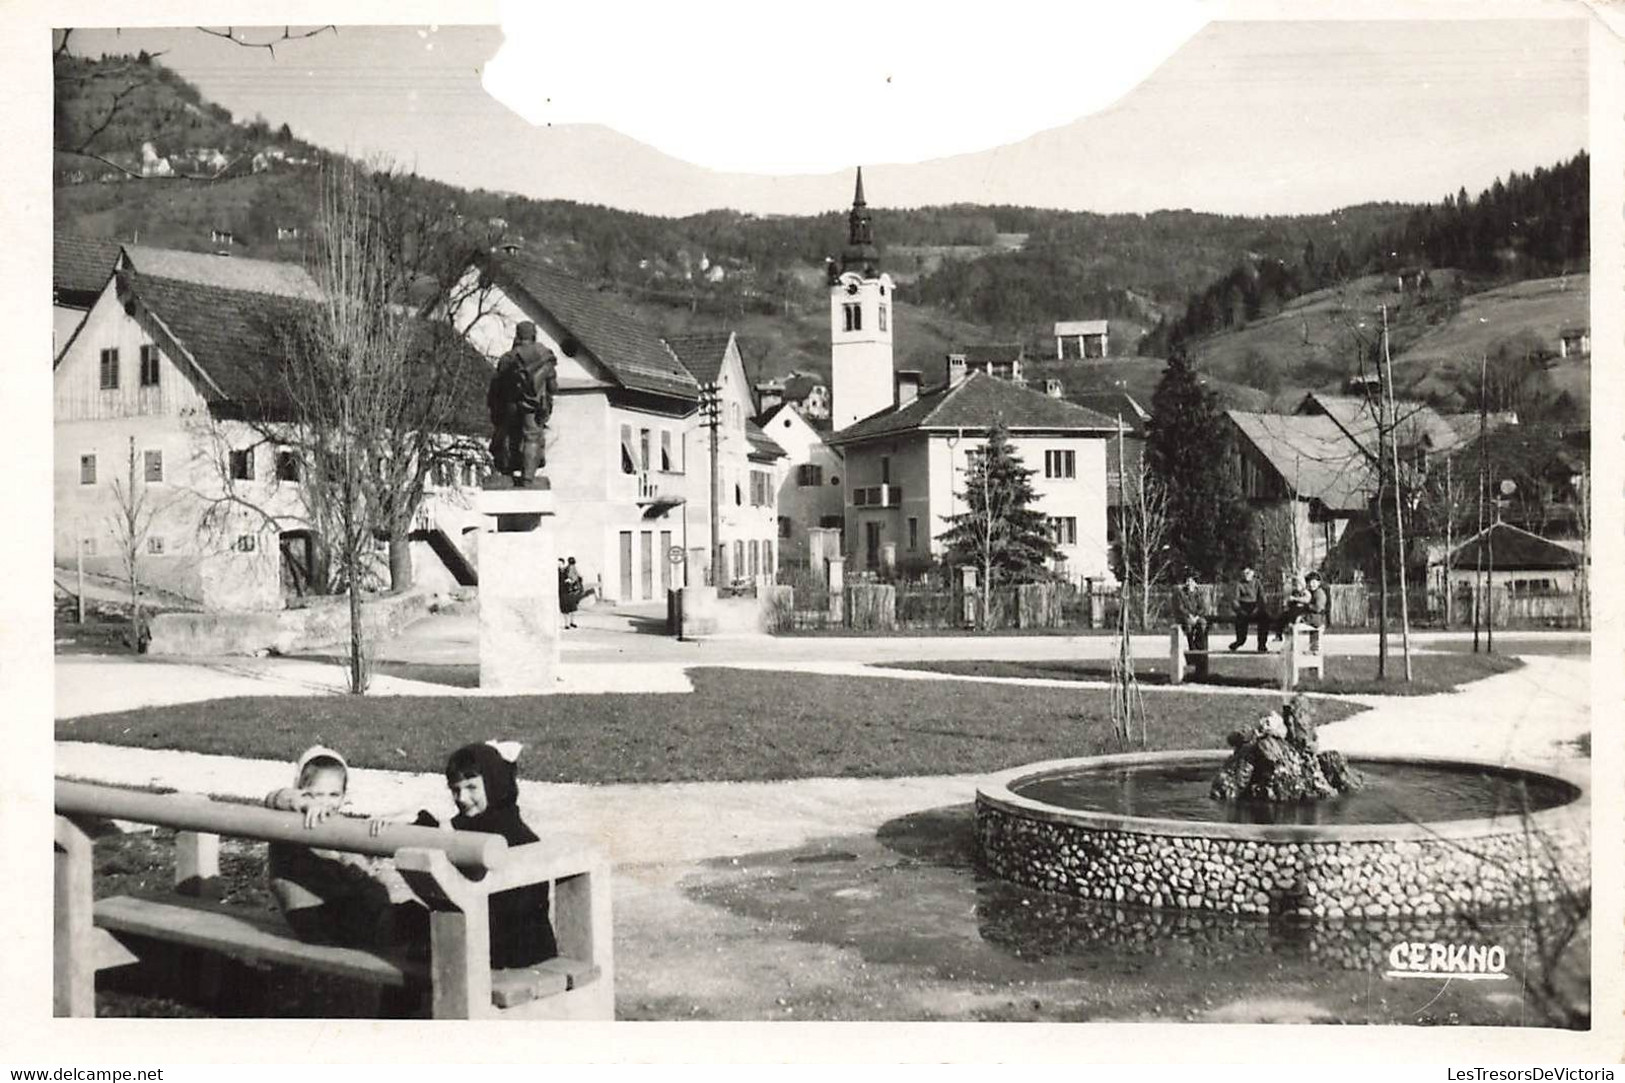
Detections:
1228,565,1270,654
1171,573,1211,678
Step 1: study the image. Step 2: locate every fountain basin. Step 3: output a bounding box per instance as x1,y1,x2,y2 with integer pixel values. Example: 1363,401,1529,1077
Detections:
975,751,1588,919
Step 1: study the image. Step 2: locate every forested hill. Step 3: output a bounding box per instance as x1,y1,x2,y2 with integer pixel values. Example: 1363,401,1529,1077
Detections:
54,49,1587,413
1152,152,1590,352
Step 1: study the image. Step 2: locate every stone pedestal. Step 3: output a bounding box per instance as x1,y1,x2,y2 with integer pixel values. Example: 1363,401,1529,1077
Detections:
670,585,719,638
477,487,560,693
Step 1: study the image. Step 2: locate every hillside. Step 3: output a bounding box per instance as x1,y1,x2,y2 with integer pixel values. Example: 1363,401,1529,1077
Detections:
53,49,1588,423
1183,271,1589,414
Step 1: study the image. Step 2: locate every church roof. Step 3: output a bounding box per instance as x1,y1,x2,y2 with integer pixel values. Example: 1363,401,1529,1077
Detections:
827,371,1118,447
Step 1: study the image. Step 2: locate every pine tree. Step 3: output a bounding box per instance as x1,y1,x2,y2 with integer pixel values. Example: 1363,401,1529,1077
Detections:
941,422,1060,619
1144,352,1255,579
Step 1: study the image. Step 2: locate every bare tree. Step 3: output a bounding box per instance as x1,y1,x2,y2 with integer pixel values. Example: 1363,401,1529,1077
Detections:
182,161,492,692
107,436,161,651
1118,458,1172,632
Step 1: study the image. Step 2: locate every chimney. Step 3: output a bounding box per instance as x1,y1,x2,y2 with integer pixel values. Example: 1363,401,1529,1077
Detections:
757,381,784,413
946,353,967,388
896,369,922,407
1045,378,1064,399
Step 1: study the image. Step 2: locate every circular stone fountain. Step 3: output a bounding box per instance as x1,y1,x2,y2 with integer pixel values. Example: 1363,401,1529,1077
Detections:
976,749,1588,919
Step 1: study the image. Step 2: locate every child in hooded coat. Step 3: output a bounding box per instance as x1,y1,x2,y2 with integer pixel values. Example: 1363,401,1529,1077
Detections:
414,741,559,969
264,745,423,950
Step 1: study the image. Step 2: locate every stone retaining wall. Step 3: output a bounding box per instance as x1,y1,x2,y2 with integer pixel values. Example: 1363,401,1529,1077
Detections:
976,753,1589,920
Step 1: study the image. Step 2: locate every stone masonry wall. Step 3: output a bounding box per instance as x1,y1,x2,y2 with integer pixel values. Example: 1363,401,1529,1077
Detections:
975,800,1589,920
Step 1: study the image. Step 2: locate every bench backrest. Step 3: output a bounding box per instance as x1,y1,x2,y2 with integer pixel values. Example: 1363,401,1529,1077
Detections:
55,778,506,874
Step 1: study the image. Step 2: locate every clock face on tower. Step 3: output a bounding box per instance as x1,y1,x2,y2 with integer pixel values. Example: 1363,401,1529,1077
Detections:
845,282,859,295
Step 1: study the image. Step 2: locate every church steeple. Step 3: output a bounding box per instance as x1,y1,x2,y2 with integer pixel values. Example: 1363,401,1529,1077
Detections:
841,166,878,275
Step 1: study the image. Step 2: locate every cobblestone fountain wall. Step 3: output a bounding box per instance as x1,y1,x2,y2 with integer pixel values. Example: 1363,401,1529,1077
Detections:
975,754,1589,920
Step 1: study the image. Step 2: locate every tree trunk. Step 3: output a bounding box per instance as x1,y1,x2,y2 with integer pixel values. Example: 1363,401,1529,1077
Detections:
347,566,367,694
388,531,413,592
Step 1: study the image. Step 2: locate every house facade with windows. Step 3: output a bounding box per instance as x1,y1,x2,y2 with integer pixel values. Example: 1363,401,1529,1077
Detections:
664,332,787,584
448,250,785,599
758,402,844,567
53,249,490,612
827,371,1117,579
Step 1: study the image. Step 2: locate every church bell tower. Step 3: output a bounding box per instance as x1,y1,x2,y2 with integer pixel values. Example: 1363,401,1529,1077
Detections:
829,167,895,432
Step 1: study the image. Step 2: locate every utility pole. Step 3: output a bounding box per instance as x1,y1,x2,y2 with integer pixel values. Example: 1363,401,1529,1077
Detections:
702,384,722,587
1381,307,1412,681
1474,352,1487,653
1443,454,1453,630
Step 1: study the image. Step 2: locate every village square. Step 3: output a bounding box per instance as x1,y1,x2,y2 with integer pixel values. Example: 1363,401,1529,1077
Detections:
37,16,1600,1050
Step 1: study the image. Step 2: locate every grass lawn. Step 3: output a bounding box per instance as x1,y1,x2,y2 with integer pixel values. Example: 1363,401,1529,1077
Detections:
55,667,1363,784
889,651,1521,696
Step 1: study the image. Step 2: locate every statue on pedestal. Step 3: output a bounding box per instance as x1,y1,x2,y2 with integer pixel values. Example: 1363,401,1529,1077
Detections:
487,321,557,489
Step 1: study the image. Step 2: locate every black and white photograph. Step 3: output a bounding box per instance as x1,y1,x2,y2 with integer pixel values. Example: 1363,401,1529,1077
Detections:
10,0,1623,1065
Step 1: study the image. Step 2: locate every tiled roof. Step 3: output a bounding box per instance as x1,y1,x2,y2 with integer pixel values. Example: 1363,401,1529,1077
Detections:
483,251,697,400
828,372,1118,446
1440,411,1519,445
746,420,787,460
123,245,322,299
54,231,124,304
122,271,489,432
1448,522,1581,571
1226,411,1375,513
1073,391,1150,433
781,373,822,401
1298,392,1460,459
662,331,734,387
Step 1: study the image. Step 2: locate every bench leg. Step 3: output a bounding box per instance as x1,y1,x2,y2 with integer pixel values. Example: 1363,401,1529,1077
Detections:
554,864,614,1020
55,816,96,1018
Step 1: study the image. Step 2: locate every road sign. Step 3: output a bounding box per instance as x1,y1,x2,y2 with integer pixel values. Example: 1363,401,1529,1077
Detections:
667,546,685,565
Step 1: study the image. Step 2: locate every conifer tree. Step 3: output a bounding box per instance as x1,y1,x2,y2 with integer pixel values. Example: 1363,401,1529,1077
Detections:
1144,352,1254,579
941,422,1060,623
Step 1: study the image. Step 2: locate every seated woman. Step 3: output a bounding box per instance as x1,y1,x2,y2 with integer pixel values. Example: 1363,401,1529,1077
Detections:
1275,571,1328,638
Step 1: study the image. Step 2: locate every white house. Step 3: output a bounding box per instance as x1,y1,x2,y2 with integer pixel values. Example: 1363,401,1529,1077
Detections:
447,249,784,599
664,331,787,584
758,402,845,567
53,248,490,612
827,370,1117,578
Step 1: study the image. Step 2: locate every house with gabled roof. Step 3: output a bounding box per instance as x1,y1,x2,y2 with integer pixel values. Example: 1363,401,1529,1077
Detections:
1225,409,1377,570
1445,521,1583,595
664,331,787,584
448,249,787,596
827,369,1119,578
54,249,491,611
758,402,845,568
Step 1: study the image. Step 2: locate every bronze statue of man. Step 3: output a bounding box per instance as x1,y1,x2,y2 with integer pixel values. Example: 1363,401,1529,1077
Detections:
487,321,558,488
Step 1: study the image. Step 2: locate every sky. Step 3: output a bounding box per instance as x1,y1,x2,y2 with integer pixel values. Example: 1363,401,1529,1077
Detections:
61,9,1591,216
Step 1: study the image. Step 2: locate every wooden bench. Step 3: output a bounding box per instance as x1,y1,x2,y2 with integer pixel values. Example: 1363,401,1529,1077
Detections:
54,778,613,1020
1169,622,1326,690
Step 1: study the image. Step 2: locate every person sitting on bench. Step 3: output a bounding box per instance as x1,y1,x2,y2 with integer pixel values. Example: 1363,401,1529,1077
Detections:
1275,571,1328,639
1228,565,1270,654
263,746,426,952
1171,573,1210,678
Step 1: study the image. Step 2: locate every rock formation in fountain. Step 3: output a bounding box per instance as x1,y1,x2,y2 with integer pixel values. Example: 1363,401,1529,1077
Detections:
1210,694,1364,802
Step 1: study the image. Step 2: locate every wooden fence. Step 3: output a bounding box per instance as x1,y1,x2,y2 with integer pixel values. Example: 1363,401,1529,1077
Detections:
772,575,1586,633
